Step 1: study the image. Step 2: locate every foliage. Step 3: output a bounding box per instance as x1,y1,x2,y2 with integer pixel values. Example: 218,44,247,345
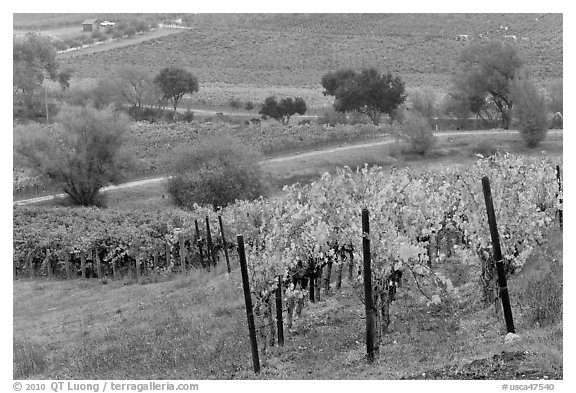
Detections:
546,79,562,114
317,107,348,126
13,33,72,121
511,69,549,148
14,105,133,206
409,88,438,126
321,68,406,125
400,113,436,155
441,92,471,130
114,66,159,119
244,101,255,112
167,134,267,210
154,67,199,114
60,15,562,96
451,40,525,129
259,96,307,125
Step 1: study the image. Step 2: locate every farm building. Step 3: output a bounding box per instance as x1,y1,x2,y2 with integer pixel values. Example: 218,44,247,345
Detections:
82,19,101,32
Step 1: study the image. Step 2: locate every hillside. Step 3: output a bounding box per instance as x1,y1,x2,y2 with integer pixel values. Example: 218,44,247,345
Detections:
60,13,562,93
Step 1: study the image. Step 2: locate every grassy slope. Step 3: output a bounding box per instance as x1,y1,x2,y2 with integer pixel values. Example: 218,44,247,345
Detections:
59,13,562,97
13,223,562,380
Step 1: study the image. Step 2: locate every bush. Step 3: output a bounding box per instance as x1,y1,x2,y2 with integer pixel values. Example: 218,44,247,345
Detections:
471,139,498,157
182,109,195,123
512,70,549,148
400,113,436,155
14,105,133,206
91,30,107,42
409,87,438,125
80,35,93,45
167,134,267,210
112,29,124,39
66,38,83,48
317,107,347,126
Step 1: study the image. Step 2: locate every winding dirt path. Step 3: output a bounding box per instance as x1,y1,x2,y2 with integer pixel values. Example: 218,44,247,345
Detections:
13,129,561,206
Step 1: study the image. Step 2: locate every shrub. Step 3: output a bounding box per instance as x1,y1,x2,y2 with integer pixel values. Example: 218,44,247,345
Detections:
182,109,195,123
409,87,438,126
512,70,549,148
317,107,347,126
80,35,93,45
471,139,498,157
400,113,436,155
167,134,267,210
112,29,124,39
91,30,106,41
14,105,133,206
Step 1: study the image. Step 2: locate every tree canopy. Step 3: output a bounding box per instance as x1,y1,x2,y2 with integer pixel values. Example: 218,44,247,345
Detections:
452,40,525,129
153,66,199,114
13,33,72,119
321,68,406,125
14,105,132,206
259,96,307,125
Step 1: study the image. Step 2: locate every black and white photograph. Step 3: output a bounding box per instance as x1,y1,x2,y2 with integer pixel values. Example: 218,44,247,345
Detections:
9,3,566,387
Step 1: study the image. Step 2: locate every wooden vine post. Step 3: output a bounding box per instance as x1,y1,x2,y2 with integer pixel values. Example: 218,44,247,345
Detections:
218,215,232,273
362,208,375,363
481,176,515,334
237,234,261,374
276,276,285,346
206,217,217,268
556,165,563,227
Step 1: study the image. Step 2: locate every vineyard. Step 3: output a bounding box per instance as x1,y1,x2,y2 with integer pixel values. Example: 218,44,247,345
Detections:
60,13,563,97
14,153,562,363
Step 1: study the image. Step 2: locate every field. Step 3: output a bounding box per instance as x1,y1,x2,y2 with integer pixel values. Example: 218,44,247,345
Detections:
12,13,564,382
12,239,563,380
13,152,563,380
59,13,563,107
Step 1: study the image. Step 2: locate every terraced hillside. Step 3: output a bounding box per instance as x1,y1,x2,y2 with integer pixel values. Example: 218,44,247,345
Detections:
60,13,562,93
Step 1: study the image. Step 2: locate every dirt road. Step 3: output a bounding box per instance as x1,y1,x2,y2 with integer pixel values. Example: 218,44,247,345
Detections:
13,129,561,206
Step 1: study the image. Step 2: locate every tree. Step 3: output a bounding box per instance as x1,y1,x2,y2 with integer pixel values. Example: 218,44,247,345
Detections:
452,40,524,129
511,69,549,148
228,98,242,111
115,66,159,118
321,67,406,125
259,96,307,125
14,105,132,206
154,67,199,115
13,33,72,119
167,134,267,210
244,101,255,112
